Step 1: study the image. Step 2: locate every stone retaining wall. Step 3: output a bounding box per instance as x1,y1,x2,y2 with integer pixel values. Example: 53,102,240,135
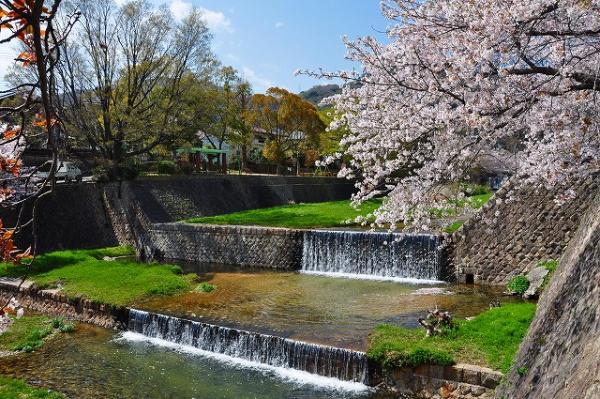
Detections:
451,176,599,285
386,363,502,399
497,188,600,399
0,279,127,329
146,223,304,270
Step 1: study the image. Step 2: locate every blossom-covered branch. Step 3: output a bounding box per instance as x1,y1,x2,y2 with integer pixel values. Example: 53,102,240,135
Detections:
300,0,600,230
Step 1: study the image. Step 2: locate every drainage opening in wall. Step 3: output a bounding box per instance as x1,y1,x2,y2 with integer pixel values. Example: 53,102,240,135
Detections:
465,274,474,284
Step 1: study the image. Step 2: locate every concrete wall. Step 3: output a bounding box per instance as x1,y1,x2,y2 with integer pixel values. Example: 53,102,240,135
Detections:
126,175,355,223
147,224,303,270
2,175,354,254
0,184,119,254
450,177,599,285
497,189,600,399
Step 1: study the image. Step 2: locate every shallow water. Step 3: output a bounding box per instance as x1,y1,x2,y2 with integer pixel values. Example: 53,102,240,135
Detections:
0,325,394,399
136,268,509,350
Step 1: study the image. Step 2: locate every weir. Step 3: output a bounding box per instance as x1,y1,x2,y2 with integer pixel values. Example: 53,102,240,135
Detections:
302,230,443,281
128,309,373,384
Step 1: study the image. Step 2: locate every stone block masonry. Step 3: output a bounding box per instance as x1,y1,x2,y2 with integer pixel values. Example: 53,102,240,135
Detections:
497,188,600,399
385,363,502,399
147,223,304,270
451,176,599,285
0,278,128,329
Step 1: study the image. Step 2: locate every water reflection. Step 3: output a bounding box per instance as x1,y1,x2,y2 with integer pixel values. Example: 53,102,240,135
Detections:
136,267,510,350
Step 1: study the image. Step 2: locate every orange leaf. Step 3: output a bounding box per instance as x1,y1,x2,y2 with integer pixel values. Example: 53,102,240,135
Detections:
3,128,19,140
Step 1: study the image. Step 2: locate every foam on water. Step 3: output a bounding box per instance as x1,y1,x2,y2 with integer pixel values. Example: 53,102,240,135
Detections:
118,331,371,393
300,270,444,284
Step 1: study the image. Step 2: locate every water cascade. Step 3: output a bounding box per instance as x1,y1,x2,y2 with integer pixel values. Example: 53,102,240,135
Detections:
302,230,443,281
128,309,372,384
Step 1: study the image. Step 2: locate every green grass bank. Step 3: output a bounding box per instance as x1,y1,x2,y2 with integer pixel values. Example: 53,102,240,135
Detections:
186,199,383,229
368,303,536,373
0,247,195,307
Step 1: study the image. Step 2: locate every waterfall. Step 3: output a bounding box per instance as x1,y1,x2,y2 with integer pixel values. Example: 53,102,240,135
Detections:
301,230,443,281
128,309,372,384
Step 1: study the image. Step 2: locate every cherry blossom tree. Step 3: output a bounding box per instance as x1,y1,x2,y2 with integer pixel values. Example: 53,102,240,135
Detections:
301,0,600,230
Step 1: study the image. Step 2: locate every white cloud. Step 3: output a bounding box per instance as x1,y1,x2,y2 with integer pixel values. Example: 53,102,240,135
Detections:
169,1,233,34
170,0,193,21
274,21,284,29
198,6,234,34
241,66,273,92
226,53,239,62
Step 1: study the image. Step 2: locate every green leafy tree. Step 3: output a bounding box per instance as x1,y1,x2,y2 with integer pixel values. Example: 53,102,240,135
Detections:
249,87,325,174
56,0,215,179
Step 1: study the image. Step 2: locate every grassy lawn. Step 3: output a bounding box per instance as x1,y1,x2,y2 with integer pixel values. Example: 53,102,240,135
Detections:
0,247,195,307
186,199,383,229
186,188,492,231
0,376,64,399
368,303,536,373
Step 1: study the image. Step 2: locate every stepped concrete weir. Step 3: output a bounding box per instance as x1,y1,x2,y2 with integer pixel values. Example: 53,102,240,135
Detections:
128,309,377,385
301,230,444,282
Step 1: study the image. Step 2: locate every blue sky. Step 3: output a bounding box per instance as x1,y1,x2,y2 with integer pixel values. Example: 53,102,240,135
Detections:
0,1,390,93
169,0,389,92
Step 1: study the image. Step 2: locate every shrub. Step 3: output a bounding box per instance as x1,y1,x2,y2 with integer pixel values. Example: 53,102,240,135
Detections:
52,317,75,333
157,160,176,175
92,163,139,181
92,165,110,183
507,275,530,296
517,366,528,376
197,282,216,293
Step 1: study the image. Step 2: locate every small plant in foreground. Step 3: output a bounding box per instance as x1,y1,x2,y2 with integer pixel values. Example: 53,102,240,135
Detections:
418,308,455,337
197,283,216,293
517,366,528,376
52,317,75,333
507,275,530,296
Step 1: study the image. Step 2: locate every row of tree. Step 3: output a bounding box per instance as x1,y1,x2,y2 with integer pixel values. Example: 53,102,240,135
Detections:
6,0,338,178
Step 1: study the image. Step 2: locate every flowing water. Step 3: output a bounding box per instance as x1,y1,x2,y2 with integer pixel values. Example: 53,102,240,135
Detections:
129,309,372,383
136,269,508,350
0,325,394,399
302,231,443,281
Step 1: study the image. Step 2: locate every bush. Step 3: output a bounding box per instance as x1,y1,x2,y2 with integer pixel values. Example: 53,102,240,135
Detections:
52,317,76,333
157,160,176,175
197,282,216,293
92,163,139,181
507,275,530,296
92,165,110,183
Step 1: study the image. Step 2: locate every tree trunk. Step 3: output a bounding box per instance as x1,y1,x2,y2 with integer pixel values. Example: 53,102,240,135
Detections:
241,144,248,172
